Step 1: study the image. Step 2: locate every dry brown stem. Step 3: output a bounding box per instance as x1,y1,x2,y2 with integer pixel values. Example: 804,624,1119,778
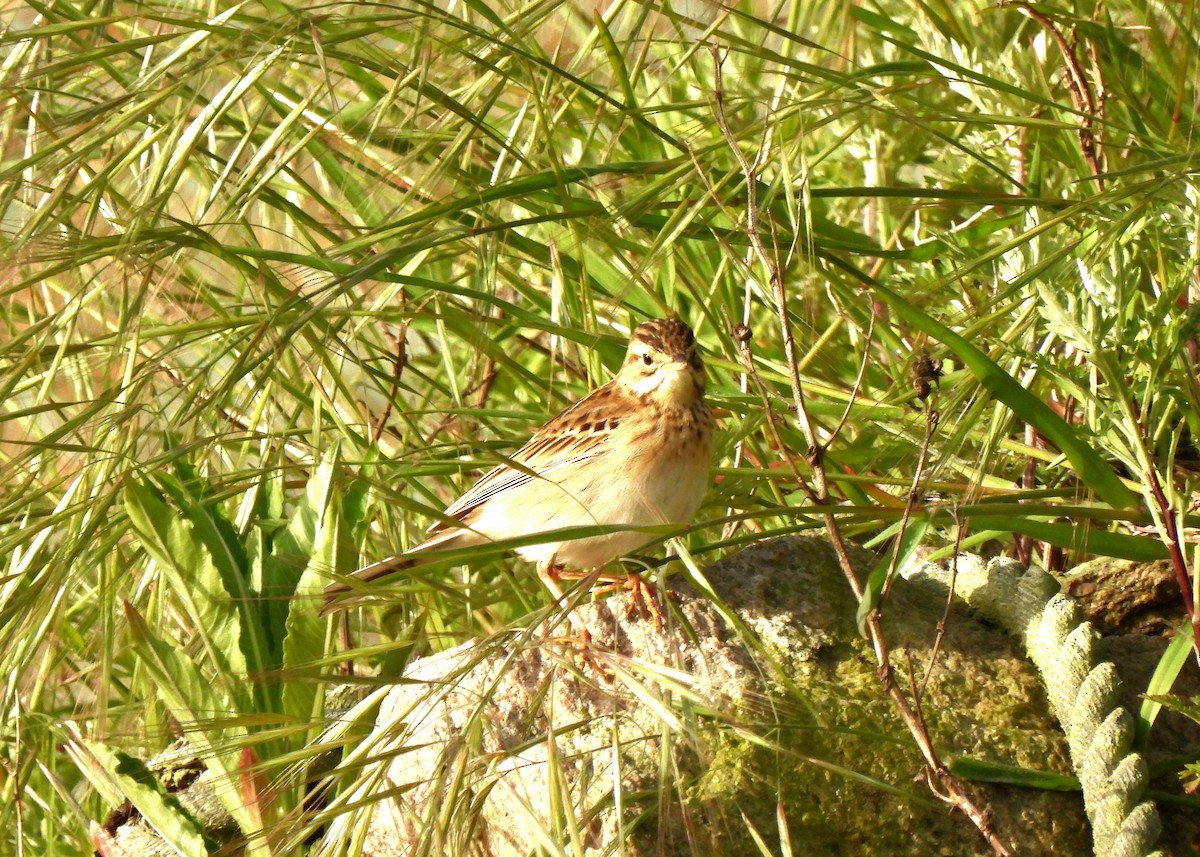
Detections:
708,45,1012,857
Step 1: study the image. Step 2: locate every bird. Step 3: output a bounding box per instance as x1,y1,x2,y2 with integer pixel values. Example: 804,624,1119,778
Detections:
321,318,714,616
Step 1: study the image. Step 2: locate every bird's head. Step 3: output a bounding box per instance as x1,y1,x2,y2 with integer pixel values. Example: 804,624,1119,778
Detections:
617,319,706,407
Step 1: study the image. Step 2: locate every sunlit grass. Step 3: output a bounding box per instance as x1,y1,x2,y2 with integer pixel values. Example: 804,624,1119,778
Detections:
2,0,1198,853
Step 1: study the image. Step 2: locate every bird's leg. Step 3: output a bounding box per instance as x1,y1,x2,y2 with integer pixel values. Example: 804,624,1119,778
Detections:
537,562,625,679
537,560,567,602
537,560,594,647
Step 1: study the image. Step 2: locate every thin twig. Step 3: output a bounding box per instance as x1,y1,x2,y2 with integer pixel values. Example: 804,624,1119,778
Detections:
1006,2,1104,184
709,45,1011,857
919,520,966,706
685,139,809,536
827,316,875,455
708,48,816,451
733,322,818,504
1145,465,1200,656
881,406,939,601
368,292,435,448
370,322,407,448
708,46,860,594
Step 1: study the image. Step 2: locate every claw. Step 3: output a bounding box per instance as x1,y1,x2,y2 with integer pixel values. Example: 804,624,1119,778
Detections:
587,572,666,631
623,573,665,631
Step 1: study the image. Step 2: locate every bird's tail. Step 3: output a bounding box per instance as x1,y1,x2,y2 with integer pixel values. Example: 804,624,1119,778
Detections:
319,528,468,615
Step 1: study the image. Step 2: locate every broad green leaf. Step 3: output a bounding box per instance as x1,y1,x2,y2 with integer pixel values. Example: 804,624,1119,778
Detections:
124,481,249,685
966,517,1167,562
949,757,1079,792
280,450,342,732
124,602,274,856
1136,630,1194,749
80,740,213,857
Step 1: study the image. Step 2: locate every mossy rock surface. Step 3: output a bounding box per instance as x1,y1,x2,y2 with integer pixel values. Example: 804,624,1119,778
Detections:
645,536,1085,857
339,536,1091,856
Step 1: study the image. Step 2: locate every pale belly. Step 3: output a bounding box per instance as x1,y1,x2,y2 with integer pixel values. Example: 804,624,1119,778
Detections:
468,436,711,569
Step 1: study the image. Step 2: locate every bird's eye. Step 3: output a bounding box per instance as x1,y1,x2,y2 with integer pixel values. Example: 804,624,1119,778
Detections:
641,353,654,366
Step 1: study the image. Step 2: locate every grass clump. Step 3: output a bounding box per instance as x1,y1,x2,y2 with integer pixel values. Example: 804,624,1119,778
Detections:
2,0,1198,853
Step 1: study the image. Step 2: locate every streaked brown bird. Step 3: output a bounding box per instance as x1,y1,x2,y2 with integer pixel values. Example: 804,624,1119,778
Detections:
322,318,714,614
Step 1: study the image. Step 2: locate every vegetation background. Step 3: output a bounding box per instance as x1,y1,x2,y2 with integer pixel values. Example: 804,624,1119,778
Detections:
2,0,1199,853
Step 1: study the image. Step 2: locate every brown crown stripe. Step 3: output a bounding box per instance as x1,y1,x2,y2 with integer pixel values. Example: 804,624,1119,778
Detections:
630,319,696,355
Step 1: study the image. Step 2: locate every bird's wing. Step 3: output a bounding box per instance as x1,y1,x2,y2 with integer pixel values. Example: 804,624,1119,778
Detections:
321,385,630,612
432,382,627,531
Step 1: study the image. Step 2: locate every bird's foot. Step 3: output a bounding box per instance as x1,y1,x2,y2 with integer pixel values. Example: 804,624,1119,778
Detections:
589,572,665,631
622,572,665,631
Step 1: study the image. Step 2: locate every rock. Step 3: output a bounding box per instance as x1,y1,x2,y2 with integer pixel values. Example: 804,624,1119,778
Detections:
1065,557,1182,636
329,536,1090,856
